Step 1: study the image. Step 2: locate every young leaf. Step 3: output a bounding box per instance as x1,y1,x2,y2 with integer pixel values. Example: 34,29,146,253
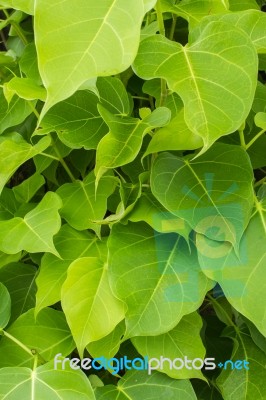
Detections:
108,222,212,338
61,257,125,356
151,143,254,247
133,23,257,151
95,105,171,181
35,0,156,115
3,77,46,103
56,171,116,236
0,283,11,330
0,192,62,256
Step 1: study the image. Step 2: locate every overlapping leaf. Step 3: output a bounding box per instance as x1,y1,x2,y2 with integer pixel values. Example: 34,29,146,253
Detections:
197,196,266,336
0,361,95,400
0,192,62,256
35,224,104,315
133,23,257,151
96,370,197,400
0,308,75,368
151,143,254,247
35,0,156,115
61,257,125,355
108,222,211,338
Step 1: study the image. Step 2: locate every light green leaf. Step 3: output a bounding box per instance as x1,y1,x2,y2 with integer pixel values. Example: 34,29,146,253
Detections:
87,320,126,360
0,283,11,329
197,198,266,336
3,77,46,103
132,312,206,380
0,361,95,400
0,252,21,270
0,133,50,195
95,370,197,400
39,77,131,149
108,222,211,338
133,23,257,151
217,328,266,400
61,257,125,356
0,308,75,368
229,0,260,10
35,0,155,115
191,10,266,53
57,171,116,235
0,192,62,256
0,90,35,135
19,43,42,83
151,144,254,247
161,0,229,28
127,191,191,240
96,105,171,181
254,112,266,129
13,173,45,203
0,0,34,14
0,262,37,323
35,224,104,315
144,108,203,156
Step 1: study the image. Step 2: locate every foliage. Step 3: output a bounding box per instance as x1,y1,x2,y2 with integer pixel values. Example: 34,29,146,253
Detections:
0,0,266,399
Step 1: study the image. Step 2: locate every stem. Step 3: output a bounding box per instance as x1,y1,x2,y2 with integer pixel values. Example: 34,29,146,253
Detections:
254,175,266,188
238,127,246,148
132,96,150,101
246,128,265,150
156,0,168,106
1,330,34,357
52,138,76,182
169,14,177,41
3,10,28,45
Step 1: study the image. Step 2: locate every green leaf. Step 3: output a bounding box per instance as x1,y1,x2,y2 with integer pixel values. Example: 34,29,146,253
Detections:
0,361,95,400
128,191,191,240
151,144,254,247
0,308,75,368
3,77,46,103
57,171,116,235
229,0,260,11
87,320,125,359
197,198,266,336
35,0,155,115
35,224,104,315
0,283,11,329
144,109,203,156
95,370,197,400
0,90,35,135
254,112,266,129
191,10,266,53
95,105,171,181
133,23,257,151
161,0,229,29
217,328,266,400
40,77,131,150
61,257,125,355
108,222,211,338
0,262,37,323
0,133,50,195
13,173,45,203
0,192,62,256
0,0,34,14
132,312,206,380
19,43,42,83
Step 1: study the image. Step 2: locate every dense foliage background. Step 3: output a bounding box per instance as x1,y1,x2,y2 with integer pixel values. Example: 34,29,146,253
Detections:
0,0,265,398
